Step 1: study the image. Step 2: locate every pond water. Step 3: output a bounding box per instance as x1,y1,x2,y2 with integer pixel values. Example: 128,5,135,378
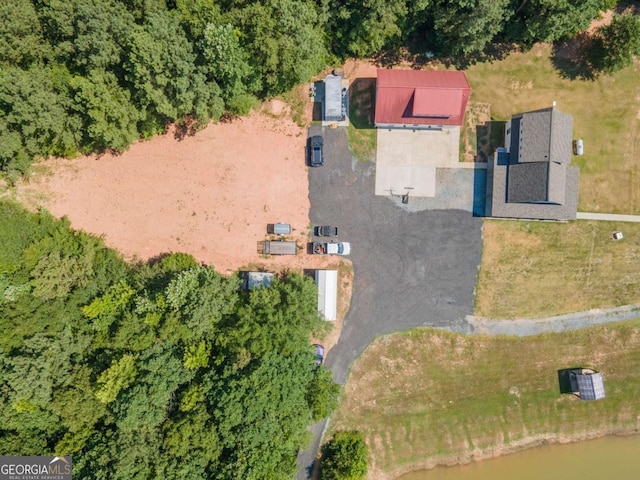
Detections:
397,435,640,480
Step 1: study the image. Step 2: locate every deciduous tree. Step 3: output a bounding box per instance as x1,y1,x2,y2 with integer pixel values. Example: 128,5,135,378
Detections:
506,0,612,45
210,352,315,480
321,431,368,480
589,13,640,74
0,65,79,163
431,0,511,57
0,0,47,67
69,71,141,152
329,0,410,57
0,201,341,480
123,11,222,131
231,0,328,95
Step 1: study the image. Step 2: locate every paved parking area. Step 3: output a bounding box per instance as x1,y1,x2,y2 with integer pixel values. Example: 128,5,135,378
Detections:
401,167,487,216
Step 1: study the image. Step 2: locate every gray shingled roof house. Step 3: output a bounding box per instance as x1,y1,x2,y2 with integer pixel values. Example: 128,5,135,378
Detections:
486,106,579,220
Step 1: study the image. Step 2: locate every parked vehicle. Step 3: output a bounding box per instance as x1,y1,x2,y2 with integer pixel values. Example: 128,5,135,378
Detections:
312,241,351,256
314,225,338,237
262,241,297,255
313,344,325,367
308,135,324,167
574,138,584,155
268,223,291,235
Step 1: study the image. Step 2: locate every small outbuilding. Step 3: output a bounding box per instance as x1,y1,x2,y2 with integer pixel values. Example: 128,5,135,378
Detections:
568,368,606,400
240,271,275,291
315,269,338,321
324,74,345,123
267,223,291,235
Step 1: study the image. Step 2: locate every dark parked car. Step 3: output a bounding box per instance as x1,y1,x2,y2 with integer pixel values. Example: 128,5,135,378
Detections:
308,135,324,167
313,344,325,367
314,225,338,237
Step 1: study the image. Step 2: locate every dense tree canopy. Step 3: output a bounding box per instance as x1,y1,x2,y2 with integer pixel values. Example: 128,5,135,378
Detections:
505,0,614,45
328,0,410,58
0,0,626,176
430,0,512,57
0,0,328,177
0,200,339,479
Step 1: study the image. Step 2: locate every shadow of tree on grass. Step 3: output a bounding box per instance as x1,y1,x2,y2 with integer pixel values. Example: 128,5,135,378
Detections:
551,32,597,81
349,78,375,129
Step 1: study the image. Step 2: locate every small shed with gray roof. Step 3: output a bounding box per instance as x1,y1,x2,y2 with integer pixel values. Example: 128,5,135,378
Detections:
569,369,606,400
486,106,579,220
240,271,275,291
324,74,345,122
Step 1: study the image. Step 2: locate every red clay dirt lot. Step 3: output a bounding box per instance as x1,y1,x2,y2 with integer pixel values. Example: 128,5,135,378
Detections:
16,107,339,275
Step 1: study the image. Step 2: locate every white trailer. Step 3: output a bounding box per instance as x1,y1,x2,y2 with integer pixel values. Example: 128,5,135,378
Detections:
315,269,338,321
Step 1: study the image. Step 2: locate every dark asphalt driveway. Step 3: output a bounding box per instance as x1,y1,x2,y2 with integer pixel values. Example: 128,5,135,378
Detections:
309,125,482,382
297,125,483,478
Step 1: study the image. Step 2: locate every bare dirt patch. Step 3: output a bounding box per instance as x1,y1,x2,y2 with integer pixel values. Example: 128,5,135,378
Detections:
15,112,341,275
343,58,379,83
552,9,614,74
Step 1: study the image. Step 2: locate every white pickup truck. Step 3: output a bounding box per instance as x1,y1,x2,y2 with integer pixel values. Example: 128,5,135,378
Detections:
312,241,351,256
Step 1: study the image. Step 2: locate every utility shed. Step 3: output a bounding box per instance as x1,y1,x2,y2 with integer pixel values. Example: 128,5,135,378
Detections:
241,272,274,290
315,269,338,321
570,369,606,400
324,74,344,122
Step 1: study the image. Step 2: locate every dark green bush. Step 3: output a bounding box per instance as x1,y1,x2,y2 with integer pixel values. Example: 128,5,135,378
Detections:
321,430,368,480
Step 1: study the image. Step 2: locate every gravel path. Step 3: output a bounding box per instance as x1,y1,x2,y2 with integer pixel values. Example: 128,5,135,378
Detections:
465,303,640,336
577,212,640,222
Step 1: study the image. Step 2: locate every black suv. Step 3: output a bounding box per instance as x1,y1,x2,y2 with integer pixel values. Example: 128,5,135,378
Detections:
308,135,324,167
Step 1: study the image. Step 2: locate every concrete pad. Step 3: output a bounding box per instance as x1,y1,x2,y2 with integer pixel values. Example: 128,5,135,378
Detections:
375,127,461,197
375,164,436,197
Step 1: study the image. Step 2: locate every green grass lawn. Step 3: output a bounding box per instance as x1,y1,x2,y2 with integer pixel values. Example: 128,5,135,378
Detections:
475,219,640,319
331,323,640,478
465,44,640,214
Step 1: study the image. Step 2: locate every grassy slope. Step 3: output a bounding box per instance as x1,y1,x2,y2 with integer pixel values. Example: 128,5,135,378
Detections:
465,44,640,214
331,324,640,478
475,219,640,319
